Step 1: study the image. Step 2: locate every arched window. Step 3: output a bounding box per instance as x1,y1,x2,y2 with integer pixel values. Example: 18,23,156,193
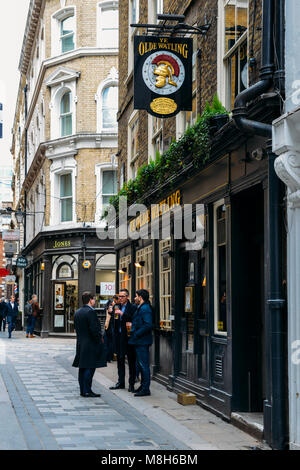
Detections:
60,91,72,137
102,86,118,130
52,254,78,280
57,262,74,279
60,14,75,53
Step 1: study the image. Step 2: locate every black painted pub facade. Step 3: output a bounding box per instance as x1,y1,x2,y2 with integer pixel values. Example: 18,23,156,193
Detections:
115,94,288,449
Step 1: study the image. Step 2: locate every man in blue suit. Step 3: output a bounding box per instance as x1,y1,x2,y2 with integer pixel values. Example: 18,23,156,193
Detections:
129,289,153,397
5,295,19,339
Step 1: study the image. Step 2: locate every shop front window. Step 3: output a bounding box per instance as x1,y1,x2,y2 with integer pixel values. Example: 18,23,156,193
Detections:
95,253,116,310
159,239,172,330
200,255,207,319
135,246,153,303
119,255,132,300
33,262,44,308
214,200,227,335
52,254,78,333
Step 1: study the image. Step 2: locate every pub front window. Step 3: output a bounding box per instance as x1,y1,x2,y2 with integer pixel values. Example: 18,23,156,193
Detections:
119,255,132,300
214,200,227,335
136,246,153,303
159,239,172,330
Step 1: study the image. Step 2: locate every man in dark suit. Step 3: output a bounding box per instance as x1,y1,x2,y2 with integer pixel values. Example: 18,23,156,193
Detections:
129,289,153,397
109,289,137,392
72,291,106,397
0,297,7,332
6,295,19,339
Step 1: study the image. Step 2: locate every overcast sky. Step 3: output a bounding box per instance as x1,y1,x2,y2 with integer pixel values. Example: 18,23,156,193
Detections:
0,0,31,168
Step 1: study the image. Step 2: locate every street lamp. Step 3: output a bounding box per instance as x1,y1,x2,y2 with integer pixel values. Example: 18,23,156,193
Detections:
15,206,24,225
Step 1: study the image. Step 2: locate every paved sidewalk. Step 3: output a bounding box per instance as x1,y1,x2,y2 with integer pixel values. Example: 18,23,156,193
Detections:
0,332,269,450
93,359,270,451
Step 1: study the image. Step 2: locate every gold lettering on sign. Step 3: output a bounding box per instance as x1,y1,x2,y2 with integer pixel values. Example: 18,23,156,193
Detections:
129,190,182,233
150,98,177,115
139,40,188,59
53,240,71,249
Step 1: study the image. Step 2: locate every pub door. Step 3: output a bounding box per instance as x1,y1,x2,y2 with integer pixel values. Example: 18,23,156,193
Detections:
52,280,78,333
177,249,208,382
231,184,265,412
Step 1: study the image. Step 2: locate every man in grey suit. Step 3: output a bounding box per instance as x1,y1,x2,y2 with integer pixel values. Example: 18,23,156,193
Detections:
72,292,106,397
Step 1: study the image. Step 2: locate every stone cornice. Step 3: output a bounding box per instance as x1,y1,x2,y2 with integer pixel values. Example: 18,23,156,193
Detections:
44,133,118,160
22,144,46,194
19,0,44,74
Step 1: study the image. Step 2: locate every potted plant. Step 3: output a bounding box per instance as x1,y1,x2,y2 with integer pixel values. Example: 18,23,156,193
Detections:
205,94,229,136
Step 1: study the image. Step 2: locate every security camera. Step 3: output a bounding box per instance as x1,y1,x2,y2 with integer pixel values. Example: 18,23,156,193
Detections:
251,148,265,161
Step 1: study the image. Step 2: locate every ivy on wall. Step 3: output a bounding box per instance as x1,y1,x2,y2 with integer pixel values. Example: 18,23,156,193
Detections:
103,95,228,219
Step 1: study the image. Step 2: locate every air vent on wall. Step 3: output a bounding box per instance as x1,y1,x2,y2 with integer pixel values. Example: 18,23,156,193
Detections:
215,355,223,379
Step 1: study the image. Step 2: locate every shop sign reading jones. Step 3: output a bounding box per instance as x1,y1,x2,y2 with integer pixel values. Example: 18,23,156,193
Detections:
52,240,72,249
129,190,181,233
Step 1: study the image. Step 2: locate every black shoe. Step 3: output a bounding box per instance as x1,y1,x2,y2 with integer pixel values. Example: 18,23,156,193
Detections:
134,390,151,397
90,391,101,397
128,385,135,393
82,392,101,398
109,383,125,390
135,385,142,393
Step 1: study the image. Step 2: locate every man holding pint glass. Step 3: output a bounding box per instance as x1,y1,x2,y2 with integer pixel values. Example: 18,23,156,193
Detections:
109,289,137,392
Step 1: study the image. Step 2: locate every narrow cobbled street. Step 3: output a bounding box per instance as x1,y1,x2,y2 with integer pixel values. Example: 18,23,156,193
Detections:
0,333,268,451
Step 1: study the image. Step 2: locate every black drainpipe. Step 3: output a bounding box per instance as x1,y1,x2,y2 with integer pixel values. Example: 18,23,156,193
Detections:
232,0,287,450
24,84,28,251
232,0,274,137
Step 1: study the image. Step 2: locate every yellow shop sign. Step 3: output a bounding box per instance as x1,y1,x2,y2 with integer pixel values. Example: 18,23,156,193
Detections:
129,189,182,233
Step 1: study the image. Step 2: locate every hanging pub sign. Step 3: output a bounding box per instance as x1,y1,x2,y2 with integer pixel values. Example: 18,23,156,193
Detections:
134,35,193,118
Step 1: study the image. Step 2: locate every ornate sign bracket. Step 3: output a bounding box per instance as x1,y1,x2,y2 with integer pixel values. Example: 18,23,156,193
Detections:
131,13,211,38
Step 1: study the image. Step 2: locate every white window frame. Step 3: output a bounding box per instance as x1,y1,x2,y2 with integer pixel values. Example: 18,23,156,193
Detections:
97,1,119,49
176,31,197,139
95,162,118,225
119,255,132,299
213,198,227,337
148,0,164,23
59,173,73,223
49,84,76,140
96,75,119,133
60,90,73,137
51,7,76,58
159,239,172,330
50,157,77,227
217,0,249,110
127,110,139,181
136,246,153,302
148,115,163,162
128,0,139,74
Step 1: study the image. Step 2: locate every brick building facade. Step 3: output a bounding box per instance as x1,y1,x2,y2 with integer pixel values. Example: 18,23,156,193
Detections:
115,0,287,449
11,0,119,334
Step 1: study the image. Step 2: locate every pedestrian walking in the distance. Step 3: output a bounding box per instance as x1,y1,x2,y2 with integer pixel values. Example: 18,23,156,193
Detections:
25,294,40,338
0,297,7,332
5,295,19,339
